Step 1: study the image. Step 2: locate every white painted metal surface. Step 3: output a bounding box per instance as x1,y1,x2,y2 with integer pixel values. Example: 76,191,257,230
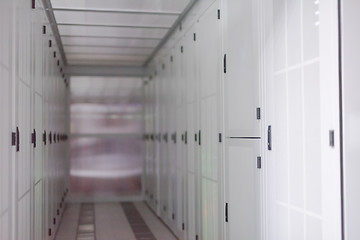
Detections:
263,0,342,239
225,139,261,240
224,0,261,138
341,0,360,239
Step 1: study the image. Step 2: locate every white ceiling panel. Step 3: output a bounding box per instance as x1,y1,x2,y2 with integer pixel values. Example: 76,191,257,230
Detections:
68,54,147,62
58,25,167,38
51,0,190,13
62,37,159,48
64,46,154,55
50,0,191,67
67,59,146,66
54,11,177,27
67,54,147,61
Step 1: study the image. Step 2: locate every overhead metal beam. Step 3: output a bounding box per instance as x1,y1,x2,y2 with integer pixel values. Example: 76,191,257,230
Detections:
63,44,155,49
41,0,67,65
143,0,199,66
57,23,171,30
66,52,150,57
65,65,147,77
52,8,181,16
60,35,163,40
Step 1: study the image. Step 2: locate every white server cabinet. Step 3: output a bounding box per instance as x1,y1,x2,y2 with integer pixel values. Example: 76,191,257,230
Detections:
167,48,178,231
0,0,13,240
263,0,342,239
340,0,360,239
154,67,162,215
159,61,170,221
180,24,200,240
16,0,33,233
225,139,262,240
175,104,185,236
224,0,261,138
197,1,222,240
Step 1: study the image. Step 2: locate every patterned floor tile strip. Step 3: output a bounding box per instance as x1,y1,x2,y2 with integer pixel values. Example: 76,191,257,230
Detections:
76,203,96,240
121,202,157,240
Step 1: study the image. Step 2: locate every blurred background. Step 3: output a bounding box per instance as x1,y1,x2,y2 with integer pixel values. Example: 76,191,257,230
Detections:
70,76,143,201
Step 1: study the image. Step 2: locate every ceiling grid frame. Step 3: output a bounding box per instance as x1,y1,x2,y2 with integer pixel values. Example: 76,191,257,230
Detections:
45,0,197,70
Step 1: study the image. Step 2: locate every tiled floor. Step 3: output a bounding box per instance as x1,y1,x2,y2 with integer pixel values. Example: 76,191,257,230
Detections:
55,202,178,240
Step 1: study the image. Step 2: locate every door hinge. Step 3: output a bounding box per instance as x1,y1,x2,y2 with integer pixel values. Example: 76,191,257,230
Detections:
49,132,52,144
219,133,222,143
48,228,52,236
195,133,197,142
43,25,46,34
256,107,261,120
225,203,229,222
31,0,35,9
49,40,52,48
185,131,188,144
218,9,221,19
172,213,175,220
267,126,272,150
193,33,196,41
196,235,199,240
223,54,227,73
181,46,184,53
329,130,335,147
257,156,262,169
182,223,185,231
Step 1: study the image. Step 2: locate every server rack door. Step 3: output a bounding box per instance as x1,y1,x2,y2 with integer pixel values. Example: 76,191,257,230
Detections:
263,0,342,239
159,62,170,221
197,1,222,239
154,70,162,215
186,102,196,240
34,94,43,240
225,139,262,240
0,0,13,239
224,0,261,138
167,48,178,232
17,82,32,240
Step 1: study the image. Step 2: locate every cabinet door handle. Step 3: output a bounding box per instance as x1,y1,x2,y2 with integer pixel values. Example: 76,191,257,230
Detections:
267,126,272,150
16,127,20,152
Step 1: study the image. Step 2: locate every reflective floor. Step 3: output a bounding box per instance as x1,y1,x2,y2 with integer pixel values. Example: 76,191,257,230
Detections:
55,202,178,240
